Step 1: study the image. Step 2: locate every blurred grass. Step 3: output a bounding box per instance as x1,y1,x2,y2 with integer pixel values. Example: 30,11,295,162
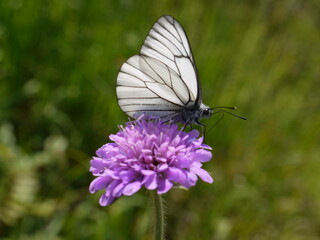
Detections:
1,0,319,239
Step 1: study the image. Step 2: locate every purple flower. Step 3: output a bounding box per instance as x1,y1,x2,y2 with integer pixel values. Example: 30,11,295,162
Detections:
89,118,213,206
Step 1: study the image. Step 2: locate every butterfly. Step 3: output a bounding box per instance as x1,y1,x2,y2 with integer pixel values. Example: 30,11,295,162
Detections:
116,15,246,126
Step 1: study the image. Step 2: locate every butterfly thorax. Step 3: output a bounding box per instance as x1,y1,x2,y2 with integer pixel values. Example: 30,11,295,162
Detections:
180,103,212,125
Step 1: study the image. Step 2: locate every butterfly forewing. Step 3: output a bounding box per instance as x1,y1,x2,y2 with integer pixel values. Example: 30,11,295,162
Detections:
141,16,194,62
141,15,201,103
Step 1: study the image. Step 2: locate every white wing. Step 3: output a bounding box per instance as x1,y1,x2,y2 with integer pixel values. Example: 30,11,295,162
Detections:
116,55,195,121
140,15,201,104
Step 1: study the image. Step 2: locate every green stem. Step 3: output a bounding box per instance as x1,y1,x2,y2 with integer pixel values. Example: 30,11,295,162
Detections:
152,191,165,240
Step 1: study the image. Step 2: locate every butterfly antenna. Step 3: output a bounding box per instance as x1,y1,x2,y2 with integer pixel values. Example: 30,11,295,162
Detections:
212,106,238,110
210,106,247,120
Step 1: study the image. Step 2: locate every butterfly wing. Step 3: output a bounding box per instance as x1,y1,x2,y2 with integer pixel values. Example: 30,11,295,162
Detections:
116,15,203,122
116,55,194,122
140,15,202,106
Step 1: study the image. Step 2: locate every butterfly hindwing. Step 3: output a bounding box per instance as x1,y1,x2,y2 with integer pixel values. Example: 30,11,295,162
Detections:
117,55,194,121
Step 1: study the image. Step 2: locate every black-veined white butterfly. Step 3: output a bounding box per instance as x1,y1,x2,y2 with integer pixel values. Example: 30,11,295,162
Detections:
116,15,246,126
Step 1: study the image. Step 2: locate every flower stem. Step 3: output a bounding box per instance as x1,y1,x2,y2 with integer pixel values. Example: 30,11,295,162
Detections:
152,191,165,240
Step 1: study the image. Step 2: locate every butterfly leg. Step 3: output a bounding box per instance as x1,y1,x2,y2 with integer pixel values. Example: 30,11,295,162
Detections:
195,120,207,139
182,121,191,131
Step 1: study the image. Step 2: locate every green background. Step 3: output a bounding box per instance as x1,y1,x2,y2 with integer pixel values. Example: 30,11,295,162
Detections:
1,0,319,239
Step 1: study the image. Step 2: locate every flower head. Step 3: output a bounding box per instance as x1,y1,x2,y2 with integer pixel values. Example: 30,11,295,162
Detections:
89,118,213,206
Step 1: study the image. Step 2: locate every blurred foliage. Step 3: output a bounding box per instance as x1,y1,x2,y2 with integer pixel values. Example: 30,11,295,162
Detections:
0,0,319,239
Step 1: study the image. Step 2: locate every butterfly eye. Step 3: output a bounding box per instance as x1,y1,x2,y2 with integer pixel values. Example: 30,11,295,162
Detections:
203,108,213,117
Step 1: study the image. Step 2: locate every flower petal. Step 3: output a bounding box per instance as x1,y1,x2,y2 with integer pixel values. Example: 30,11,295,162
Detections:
167,167,186,183
123,181,142,196
179,156,191,168
112,182,125,197
191,149,212,162
90,157,105,169
192,166,213,183
185,172,197,187
89,176,111,193
186,129,199,139
99,192,116,206
141,169,154,175
157,179,173,194
143,173,157,190
157,163,168,172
